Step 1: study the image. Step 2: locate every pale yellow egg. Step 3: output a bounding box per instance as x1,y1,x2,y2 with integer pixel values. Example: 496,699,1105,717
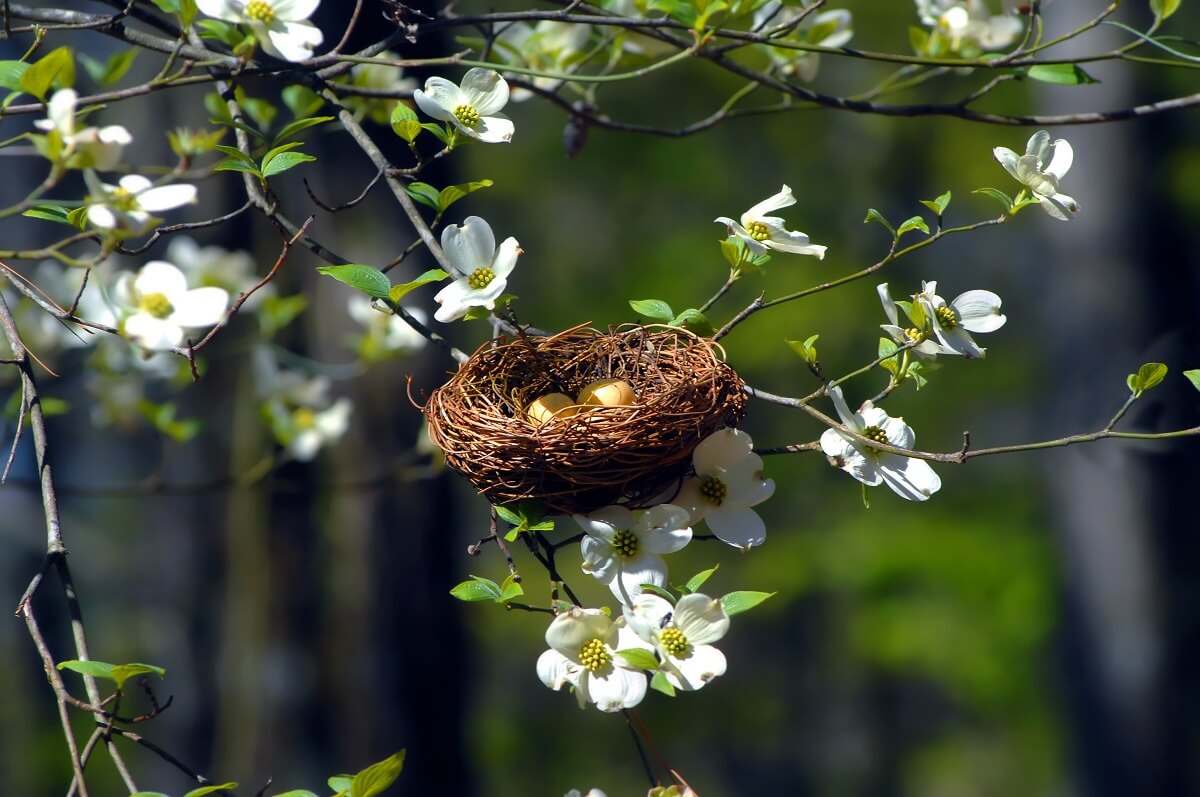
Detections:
526,393,581,426
577,378,636,408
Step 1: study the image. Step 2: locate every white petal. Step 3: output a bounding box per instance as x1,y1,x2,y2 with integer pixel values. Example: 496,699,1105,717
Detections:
625,594,673,642
289,429,320,461
826,384,860,429
45,89,77,134
1044,137,1073,181
992,146,1021,182
195,0,236,20
124,314,184,350
87,205,118,229
877,453,942,501
952,290,1006,332
135,261,189,298
742,184,795,223
1039,192,1079,220
693,427,753,474
667,644,726,691
536,649,578,690
137,184,197,212
820,427,855,459
442,216,497,273
580,538,617,582
273,0,320,20
415,77,463,115
933,325,983,358
171,287,229,327
720,453,774,507
490,236,521,278
673,594,729,644
432,278,472,322
877,283,899,326
263,20,323,62
878,413,916,449
672,478,708,524
706,505,767,549
612,554,667,603
1025,130,1052,162
118,174,153,194
545,608,612,659
460,68,510,115
586,666,647,712
461,113,514,143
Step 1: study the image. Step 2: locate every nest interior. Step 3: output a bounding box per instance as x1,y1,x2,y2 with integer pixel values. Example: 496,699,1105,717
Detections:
423,326,747,515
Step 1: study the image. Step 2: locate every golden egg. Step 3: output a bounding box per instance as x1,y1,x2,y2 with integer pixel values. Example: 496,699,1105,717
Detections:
577,378,636,408
526,393,581,426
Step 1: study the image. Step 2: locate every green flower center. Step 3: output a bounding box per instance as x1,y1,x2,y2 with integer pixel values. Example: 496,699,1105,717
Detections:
244,0,276,23
660,627,690,657
745,220,771,241
935,306,958,329
860,424,889,446
139,292,174,319
110,186,137,212
453,104,481,127
578,638,610,672
612,528,638,559
294,408,317,429
467,267,494,290
699,475,727,505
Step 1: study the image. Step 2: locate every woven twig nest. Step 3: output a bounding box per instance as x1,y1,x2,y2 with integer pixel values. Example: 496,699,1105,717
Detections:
422,325,747,515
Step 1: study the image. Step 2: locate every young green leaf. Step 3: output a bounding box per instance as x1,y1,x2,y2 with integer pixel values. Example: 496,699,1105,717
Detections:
20,47,75,101
328,775,353,794
1183,369,1200,391
261,150,316,178
270,791,320,797
438,179,494,213
973,187,1015,212
1151,0,1182,19
212,143,259,168
786,335,819,365
272,115,334,144
494,505,523,525
23,204,74,226
719,590,775,617
896,215,930,237
0,61,30,92
682,565,719,594
863,208,896,237
405,181,441,211
316,264,392,300
649,670,676,696
498,574,524,603
58,660,166,689
80,49,138,87
629,299,674,322
183,784,238,797
389,268,450,303
1027,64,1099,85
616,648,659,671
1127,362,1168,395
920,190,951,216
449,577,503,602
670,308,714,337
350,750,406,797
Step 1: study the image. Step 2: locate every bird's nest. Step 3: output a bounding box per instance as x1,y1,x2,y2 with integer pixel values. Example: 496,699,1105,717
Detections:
422,325,747,515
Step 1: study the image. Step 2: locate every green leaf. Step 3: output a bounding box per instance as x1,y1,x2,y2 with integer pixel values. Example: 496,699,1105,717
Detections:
388,268,450,303
682,564,719,594
209,115,268,143
21,47,75,101
405,181,441,211
213,159,262,176
420,122,452,146
260,294,308,337
180,0,199,25
57,660,165,689
317,264,391,300
212,143,259,167
629,299,674,322
390,103,422,143
438,179,494,213
198,18,242,46
973,187,1015,211
639,584,675,602
1151,0,1182,19
23,204,74,226
272,115,334,144
149,0,181,12
183,785,238,797
0,60,29,92
270,792,320,797
649,670,676,696
896,215,930,237
328,776,353,793
281,85,324,118
863,208,896,237
668,308,714,337
350,750,406,797
1183,369,1200,391
449,576,503,602
130,793,171,797
920,190,952,217
1127,362,1168,395
494,505,523,525
616,648,659,671
261,150,316,178
80,49,138,88
720,590,775,617
719,237,744,269
498,574,524,603
786,335,819,365
1027,64,1099,85
908,25,930,55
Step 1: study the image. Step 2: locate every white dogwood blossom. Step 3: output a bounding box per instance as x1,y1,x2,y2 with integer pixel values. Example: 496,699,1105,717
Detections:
574,504,692,604
495,21,592,100
254,348,353,461
537,607,652,712
34,89,131,170
414,68,514,143
715,185,826,258
626,593,730,691
196,0,324,62
348,297,428,358
819,386,941,501
112,261,229,350
433,216,521,322
674,428,775,549
878,281,1006,359
84,172,197,232
993,130,1079,220
915,0,1022,51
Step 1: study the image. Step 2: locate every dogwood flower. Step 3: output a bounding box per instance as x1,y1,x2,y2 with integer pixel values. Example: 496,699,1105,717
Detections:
673,428,774,549
564,790,607,797
496,21,592,100
254,348,353,460
34,89,131,171
537,607,652,712
819,386,941,501
414,68,514,143
878,281,1005,359
84,172,197,233
753,2,854,82
433,216,521,322
715,185,826,258
574,504,692,604
626,593,730,691
913,280,1006,358
167,236,267,306
196,0,324,62
347,297,428,360
993,130,1079,220
915,0,1022,51
112,261,229,350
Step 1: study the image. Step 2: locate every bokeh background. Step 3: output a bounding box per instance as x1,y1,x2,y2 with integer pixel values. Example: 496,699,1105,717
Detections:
2,1,1199,795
